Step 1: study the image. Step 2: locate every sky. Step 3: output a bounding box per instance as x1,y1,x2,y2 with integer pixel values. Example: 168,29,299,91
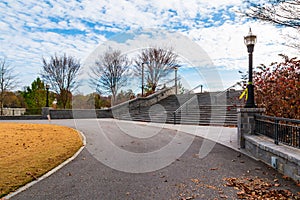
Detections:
0,0,298,94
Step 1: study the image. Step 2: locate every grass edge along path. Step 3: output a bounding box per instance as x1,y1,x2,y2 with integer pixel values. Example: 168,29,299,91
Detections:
0,123,83,198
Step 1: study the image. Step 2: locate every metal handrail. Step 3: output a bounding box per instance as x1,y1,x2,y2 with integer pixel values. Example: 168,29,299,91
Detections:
174,82,236,114
111,76,181,110
173,94,197,114
215,82,240,97
255,114,300,124
185,83,203,94
173,90,198,124
172,83,240,124
157,77,181,89
254,114,300,148
110,87,173,110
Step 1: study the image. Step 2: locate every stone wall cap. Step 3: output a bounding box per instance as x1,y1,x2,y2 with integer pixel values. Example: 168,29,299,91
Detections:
245,135,300,164
237,108,265,113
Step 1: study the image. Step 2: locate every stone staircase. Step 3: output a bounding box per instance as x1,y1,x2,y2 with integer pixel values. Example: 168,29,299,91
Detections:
115,90,243,126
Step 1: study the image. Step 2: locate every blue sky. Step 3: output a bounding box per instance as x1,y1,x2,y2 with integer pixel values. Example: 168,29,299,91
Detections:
0,0,298,94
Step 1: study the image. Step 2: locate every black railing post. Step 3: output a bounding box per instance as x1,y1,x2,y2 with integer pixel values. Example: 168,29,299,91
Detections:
296,127,300,148
254,114,300,148
274,119,279,145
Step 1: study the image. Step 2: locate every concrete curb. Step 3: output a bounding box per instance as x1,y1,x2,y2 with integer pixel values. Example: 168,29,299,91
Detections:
4,130,86,200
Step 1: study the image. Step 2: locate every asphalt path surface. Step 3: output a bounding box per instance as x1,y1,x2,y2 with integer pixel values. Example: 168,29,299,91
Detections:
7,119,300,200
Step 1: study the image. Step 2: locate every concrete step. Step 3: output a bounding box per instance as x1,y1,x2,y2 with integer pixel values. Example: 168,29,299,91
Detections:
115,91,243,126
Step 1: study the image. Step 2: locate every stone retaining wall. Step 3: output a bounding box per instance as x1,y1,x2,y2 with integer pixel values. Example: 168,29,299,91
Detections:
237,108,265,148
45,87,174,119
0,115,43,120
238,108,300,182
49,109,112,119
244,135,300,182
1,108,26,116
111,87,175,118
0,88,173,120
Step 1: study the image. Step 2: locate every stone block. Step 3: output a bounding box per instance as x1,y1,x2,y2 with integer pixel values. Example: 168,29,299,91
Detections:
244,135,300,182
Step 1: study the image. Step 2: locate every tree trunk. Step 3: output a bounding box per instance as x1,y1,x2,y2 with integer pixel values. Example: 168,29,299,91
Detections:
151,84,156,92
0,101,3,116
0,92,3,116
111,91,116,106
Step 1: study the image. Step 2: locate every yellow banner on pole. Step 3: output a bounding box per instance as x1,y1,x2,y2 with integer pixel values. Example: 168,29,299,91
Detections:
239,88,248,100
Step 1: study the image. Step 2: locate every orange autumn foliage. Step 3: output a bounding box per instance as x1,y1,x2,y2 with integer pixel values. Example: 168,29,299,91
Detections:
254,54,300,119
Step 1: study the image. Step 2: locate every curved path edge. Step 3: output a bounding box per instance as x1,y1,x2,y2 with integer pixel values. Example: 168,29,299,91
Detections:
4,130,86,200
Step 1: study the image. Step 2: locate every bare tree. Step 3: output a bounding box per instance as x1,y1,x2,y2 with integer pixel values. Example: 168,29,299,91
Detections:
134,47,180,92
243,1,300,50
90,48,130,105
244,0,300,29
0,58,19,115
41,54,81,109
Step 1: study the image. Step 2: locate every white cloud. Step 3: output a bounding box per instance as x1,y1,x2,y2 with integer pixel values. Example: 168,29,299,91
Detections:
186,20,298,72
0,0,298,93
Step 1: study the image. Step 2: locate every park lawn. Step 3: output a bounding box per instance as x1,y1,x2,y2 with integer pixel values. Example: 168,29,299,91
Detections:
0,123,83,198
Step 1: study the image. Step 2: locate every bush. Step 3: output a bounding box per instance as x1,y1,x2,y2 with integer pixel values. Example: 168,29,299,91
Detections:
254,54,300,119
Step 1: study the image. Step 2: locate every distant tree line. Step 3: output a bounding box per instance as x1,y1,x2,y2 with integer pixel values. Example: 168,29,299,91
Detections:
0,46,180,114
89,46,180,105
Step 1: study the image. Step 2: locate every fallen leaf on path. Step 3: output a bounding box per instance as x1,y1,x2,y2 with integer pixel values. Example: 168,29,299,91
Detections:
191,179,200,184
181,196,194,200
219,194,228,199
282,176,291,180
224,177,300,199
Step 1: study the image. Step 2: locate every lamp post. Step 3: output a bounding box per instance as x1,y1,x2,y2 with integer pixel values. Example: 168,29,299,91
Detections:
244,28,257,108
173,66,178,94
46,84,50,107
141,63,145,97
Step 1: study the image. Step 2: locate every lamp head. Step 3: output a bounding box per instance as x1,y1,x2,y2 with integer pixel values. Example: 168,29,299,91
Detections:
244,28,257,46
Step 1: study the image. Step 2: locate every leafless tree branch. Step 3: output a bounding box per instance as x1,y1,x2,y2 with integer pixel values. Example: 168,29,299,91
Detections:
89,48,130,105
0,57,19,115
244,0,300,30
41,53,81,109
134,47,180,92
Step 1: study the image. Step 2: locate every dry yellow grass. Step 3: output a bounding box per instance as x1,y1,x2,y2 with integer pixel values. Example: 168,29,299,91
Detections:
0,123,83,198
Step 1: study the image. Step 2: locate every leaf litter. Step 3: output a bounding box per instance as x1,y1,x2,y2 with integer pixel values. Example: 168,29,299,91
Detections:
224,176,300,199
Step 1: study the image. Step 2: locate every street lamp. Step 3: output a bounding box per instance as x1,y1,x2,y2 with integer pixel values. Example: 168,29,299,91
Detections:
244,28,257,108
173,66,178,95
46,84,50,107
141,63,145,97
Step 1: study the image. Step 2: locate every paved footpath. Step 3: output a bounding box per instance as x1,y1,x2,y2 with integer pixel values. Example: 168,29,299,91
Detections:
5,119,300,200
